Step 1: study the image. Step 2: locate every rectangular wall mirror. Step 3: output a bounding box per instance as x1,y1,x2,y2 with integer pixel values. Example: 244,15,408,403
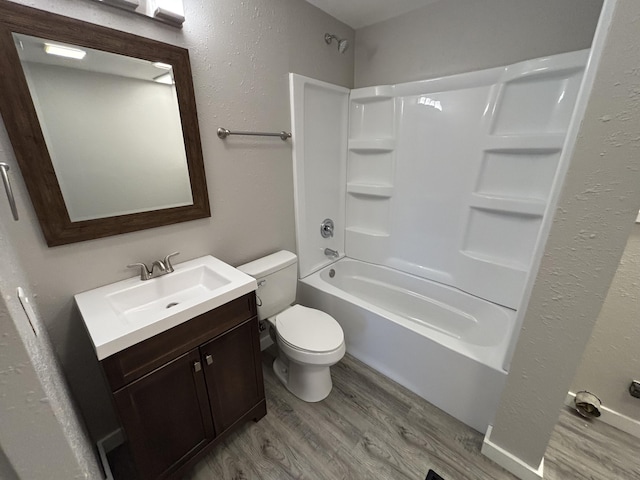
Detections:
0,1,210,246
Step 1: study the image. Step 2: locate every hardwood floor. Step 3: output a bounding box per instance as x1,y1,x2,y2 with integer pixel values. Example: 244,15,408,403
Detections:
112,350,640,479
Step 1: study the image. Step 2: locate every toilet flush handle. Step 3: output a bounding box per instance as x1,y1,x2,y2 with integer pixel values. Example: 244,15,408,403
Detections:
255,280,265,306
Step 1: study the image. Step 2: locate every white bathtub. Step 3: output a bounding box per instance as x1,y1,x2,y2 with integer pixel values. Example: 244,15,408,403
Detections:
297,258,517,433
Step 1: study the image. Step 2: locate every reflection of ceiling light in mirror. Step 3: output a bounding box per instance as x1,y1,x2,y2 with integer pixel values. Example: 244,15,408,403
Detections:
154,72,174,85
152,62,172,70
44,43,86,59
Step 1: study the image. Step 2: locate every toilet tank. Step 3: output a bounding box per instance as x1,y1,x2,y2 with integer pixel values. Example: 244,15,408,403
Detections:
238,250,297,320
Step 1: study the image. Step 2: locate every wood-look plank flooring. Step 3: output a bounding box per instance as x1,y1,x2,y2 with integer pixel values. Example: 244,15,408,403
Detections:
113,350,640,479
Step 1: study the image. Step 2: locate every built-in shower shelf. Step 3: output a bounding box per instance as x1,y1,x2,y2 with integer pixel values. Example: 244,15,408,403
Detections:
350,85,395,103
483,133,564,152
348,138,395,152
501,50,589,83
346,227,391,262
460,250,530,272
470,193,546,216
345,226,390,237
347,183,394,198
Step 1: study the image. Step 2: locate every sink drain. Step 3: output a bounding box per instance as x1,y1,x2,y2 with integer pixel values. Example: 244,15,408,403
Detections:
166,302,179,309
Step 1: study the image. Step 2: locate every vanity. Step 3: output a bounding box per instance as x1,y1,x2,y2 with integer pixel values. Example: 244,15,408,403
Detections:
75,256,266,480
0,3,268,476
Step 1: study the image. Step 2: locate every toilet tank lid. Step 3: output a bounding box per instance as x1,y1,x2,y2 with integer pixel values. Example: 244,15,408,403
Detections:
237,250,297,277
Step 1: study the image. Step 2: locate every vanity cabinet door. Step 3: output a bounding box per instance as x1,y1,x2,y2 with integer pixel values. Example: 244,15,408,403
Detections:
201,317,265,434
113,348,214,480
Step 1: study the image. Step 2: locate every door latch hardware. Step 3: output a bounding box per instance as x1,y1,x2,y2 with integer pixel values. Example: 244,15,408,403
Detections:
630,380,640,399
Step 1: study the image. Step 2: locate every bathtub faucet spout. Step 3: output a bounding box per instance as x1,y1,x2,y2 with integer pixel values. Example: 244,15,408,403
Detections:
324,248,339,259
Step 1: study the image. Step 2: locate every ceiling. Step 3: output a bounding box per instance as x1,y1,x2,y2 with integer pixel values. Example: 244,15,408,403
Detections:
305,0,441,29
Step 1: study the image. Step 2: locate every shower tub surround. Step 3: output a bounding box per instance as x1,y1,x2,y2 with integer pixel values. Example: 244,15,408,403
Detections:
290,49,589,432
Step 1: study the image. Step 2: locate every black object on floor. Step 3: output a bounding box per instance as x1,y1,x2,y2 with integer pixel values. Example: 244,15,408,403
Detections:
426,469,445,480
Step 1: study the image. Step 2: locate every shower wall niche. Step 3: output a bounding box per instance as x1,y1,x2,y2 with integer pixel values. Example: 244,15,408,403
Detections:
345,50,589,309
346,86,396,262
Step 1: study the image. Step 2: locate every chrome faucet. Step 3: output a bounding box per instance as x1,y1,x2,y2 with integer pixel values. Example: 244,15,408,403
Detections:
127,252,180,281
324,248,339,259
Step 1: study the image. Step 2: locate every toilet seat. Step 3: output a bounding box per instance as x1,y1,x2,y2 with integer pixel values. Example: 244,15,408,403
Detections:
275,304,344,353
277,334,344,355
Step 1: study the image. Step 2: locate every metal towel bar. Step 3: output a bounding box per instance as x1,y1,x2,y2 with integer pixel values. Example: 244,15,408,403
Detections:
0,162,18,221
217,127,291,141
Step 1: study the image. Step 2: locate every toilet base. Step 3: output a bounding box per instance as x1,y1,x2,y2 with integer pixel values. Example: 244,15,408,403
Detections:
272,356,334,403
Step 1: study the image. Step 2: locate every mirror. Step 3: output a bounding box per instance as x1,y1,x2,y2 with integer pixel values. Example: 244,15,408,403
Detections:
0,1,210,246
14,33,195,222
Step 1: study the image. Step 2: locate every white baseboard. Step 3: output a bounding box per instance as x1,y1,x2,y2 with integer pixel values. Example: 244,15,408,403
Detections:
96,429,125,480
482,425,544,480
565,392,640,439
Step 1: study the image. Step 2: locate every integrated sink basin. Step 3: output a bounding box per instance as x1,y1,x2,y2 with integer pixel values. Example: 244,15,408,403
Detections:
75,255,257,360
107,265,232,321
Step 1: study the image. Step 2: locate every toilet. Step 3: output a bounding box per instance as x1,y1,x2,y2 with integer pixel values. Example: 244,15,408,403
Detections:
238,250,345,402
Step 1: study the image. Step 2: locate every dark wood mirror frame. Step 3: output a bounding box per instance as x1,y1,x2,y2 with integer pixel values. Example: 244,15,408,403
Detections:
0,1,210,247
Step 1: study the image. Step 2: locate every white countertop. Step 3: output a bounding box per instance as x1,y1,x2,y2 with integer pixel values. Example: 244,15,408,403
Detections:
75,255,257,360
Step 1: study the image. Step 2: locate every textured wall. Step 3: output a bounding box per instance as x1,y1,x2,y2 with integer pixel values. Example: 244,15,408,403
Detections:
0,219,102,478
489,0,640,468
354,0,603,87
0,0,353,441
571,225,640,421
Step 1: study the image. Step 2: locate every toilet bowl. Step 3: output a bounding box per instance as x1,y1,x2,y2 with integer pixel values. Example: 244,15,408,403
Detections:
238,251,345,402
269,304,345,402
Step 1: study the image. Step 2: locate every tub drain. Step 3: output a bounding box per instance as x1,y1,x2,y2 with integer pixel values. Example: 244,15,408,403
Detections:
166,302,180,309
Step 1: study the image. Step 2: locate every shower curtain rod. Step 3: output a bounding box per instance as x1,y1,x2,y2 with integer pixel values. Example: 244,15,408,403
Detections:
217,127,292,141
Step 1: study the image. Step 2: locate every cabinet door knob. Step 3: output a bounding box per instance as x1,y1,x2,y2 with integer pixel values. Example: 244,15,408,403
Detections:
205,354,213,366
193,361,202,373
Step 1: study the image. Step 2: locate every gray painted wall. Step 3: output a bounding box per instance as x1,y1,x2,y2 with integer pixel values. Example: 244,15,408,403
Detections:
0,0,353,441
489,0,640,468
571,224,640,422
354,0,603,87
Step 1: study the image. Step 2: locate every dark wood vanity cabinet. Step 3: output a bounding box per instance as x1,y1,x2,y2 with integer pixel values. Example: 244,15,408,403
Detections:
101,293,266,480
112,348,214,480
201,320,264,433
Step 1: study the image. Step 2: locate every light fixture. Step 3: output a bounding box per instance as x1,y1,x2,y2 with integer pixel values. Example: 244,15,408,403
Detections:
91,0,184,27
152,62,172,70
99,0,139,11
154,0,185,25
153,72,174,85
44,43,86,60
